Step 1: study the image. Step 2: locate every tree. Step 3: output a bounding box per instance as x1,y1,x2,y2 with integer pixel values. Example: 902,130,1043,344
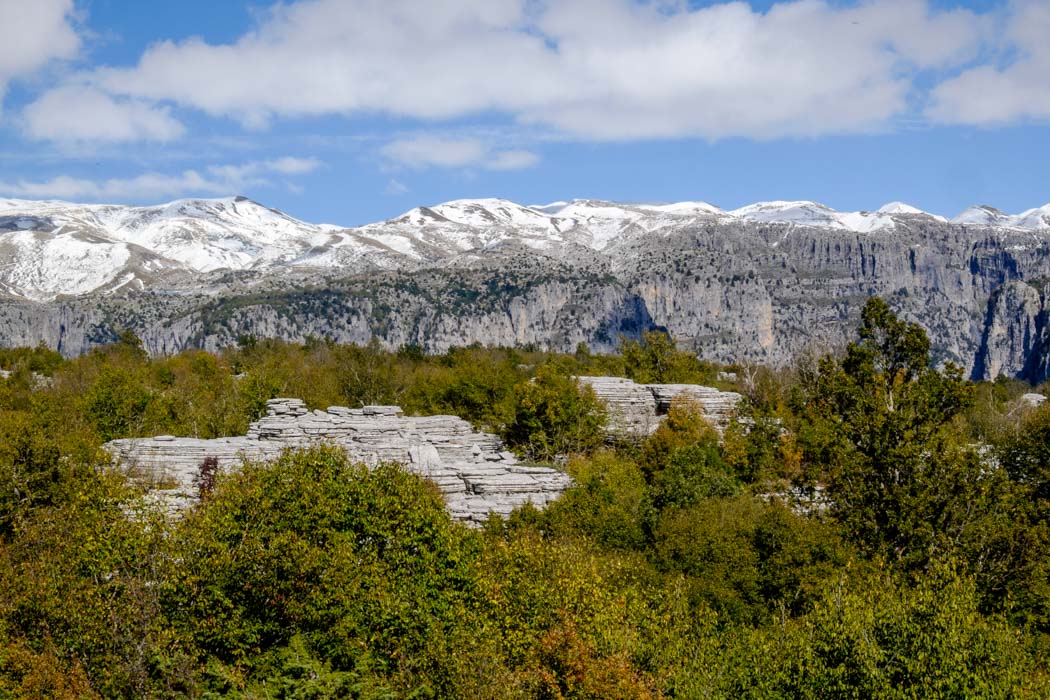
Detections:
620,330,716,384
723,565,1039,698
639,399,736,514
795,297,993,570
501,365,607,462
653,495,847,625
80,365,152,442
541,450,649,550
992,405,1050,630
166,447,475,691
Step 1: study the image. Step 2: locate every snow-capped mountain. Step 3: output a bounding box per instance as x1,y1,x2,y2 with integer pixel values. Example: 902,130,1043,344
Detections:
1,195,1048,301
952,204,1050,230
102,197,331,271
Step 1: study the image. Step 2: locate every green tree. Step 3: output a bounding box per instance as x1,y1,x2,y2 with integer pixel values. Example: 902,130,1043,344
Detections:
796,297,993,571
0,472,185,696
639,399,737,514
620,330,716,384
992,405,1050,630
165,447,476,692
653,495,847,624
0,411,63,533
80,365,152,442
501,365,607,462
726,565,1040,698
541,451,649,550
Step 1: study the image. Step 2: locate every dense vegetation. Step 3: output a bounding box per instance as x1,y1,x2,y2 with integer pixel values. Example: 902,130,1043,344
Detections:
0,301,1048,697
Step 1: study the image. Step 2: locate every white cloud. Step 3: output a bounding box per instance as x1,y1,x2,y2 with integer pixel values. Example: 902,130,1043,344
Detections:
384,178,409,195
22,85,184,142
0,171,226,201
381,136,487,169
0,0,80,105
70,0,990,141
487,149,540,171
206,156,322,183
927,1,1050,125
266,156,323,175
0,156,322,201
380,136,539,170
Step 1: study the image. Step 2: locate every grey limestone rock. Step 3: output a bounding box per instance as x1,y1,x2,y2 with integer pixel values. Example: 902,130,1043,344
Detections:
1021,393,1047,408
106,398,572,526
576,376,742,439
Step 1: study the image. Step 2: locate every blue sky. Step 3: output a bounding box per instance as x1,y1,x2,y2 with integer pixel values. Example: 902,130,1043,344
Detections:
0,0,1047,226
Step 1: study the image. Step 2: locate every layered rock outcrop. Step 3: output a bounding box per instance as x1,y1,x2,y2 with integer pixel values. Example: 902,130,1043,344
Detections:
106,398,572,525
576,376,742,439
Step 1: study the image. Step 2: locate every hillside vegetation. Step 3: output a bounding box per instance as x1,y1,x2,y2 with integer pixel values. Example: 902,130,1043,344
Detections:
0,300,1048,697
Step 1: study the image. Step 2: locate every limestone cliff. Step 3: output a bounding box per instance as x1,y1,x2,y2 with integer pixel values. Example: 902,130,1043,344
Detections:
5,218,1050,381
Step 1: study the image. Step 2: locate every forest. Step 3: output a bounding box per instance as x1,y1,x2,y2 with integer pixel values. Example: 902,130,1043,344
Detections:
0,297,1048,698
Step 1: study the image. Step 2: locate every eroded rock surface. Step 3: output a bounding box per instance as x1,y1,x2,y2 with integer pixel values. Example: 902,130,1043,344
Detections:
1021,392,1047,408
106,398,572,525
576,376,743,439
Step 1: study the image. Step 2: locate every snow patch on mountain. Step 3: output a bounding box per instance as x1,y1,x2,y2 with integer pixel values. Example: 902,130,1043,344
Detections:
729,201,896,232
1013,205,1050,230
952,205,1009,227
0,231,133,301
638,201,723,216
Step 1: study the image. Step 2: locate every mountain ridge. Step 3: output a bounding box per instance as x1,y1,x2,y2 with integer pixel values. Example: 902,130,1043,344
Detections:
4,194,1050,383
3,195,1050,302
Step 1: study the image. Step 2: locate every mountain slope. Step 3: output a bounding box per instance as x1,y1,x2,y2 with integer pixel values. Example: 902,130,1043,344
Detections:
5,194,1050,382
4,195,1049,301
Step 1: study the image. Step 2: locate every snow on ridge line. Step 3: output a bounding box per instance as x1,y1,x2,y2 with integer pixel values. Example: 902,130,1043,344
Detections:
4,194,1050,303
7,194,1049,233
951,203,1050,229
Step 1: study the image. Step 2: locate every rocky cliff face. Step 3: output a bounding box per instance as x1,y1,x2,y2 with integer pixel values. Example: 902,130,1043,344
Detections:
4,199,1050,381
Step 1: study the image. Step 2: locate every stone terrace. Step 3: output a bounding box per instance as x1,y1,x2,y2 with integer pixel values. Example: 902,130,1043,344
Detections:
105,398,572,525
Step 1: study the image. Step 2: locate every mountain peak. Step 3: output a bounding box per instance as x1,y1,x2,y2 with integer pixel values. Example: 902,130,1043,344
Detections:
878,201,925,215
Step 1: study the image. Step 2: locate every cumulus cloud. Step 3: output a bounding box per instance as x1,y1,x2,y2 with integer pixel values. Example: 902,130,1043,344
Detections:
68,0,991,141
927,1,1050,125
381,136,539,170
22,85,184,142
0,156,322,201
0,0,80,105
381,137,486,169
266,156,323,175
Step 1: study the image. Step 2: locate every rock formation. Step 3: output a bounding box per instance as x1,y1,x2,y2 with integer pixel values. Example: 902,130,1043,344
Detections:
106,398,572,525
576,376,742,439
1021,393,1047,408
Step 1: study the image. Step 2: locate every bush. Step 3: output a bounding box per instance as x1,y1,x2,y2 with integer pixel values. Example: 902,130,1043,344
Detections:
501,365,607,462
165,446,476,692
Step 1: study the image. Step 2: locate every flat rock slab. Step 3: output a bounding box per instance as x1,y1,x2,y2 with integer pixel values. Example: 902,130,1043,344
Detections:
1021,393,1047,408
106,398,572,526
576,376,742,439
